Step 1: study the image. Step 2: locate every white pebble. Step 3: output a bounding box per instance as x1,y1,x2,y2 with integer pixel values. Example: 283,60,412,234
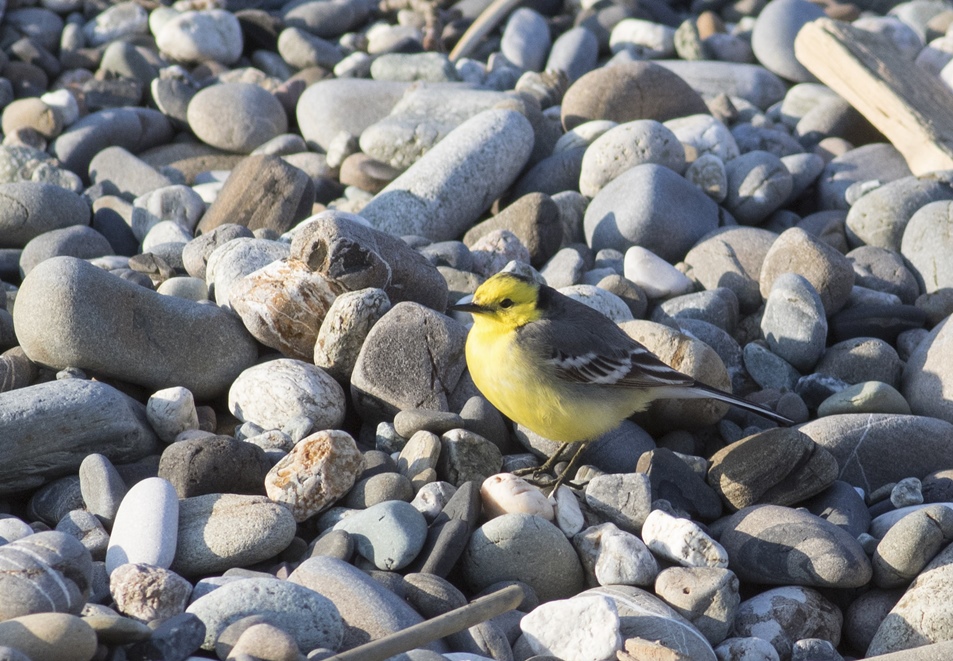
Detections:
623,246,694,299
106,477,179,573
573,522,659,587
550,484,585,537
641,509,728,568
481,473,554,521
146,386,199,443
520,595,622,661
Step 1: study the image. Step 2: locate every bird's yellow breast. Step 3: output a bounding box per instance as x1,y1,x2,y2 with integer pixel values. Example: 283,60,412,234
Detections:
464,319,641,443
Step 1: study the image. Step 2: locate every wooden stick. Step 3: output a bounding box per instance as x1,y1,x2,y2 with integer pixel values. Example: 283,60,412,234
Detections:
321,584,525,661
448,0,522,62
794,17,953,175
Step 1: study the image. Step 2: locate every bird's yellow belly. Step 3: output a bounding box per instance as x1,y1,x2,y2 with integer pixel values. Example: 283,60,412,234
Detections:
465,329,637,443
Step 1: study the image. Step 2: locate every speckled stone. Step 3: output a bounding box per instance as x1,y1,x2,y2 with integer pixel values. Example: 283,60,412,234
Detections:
265,429,364,522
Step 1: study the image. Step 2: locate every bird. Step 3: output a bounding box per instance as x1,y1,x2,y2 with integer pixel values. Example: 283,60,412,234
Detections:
450,270,793,489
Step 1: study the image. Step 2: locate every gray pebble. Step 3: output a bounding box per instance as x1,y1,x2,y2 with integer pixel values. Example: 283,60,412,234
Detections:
0,531,92,620
723,150,793,225
20,225,113,277
187,83,287,154
359,109,534,241
289,556,444,652
186,577,343,651
584,163,719,260
501,8,551,72
585,473,652,534
277,27,344,70
719,504,871,588
462,513,584,602
0,182,90,248
55,510,109,560
333,500,428,570
761,273,828,371
0,380,157,497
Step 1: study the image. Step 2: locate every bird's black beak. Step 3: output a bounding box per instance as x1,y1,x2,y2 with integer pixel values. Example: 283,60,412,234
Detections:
448,302,486,314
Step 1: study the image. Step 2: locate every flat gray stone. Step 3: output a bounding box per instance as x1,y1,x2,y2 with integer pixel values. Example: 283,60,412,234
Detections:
172,493,297,577
0,380,158,496
0,182,90,249
14,256,258,399
289,556,447,652
799,414,953,493
719,504,872,588
186,577,343,651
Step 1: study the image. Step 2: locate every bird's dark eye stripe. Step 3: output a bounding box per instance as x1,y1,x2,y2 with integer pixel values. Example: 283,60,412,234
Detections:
499,298,514,309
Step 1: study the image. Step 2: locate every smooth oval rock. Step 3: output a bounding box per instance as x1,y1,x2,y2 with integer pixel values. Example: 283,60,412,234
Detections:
0,182,90,249
14,257,257,399
461,513,584,602
718,504,872,588
105,477,179,574
584,163,720,260
187,83,287,154
172,493,296,577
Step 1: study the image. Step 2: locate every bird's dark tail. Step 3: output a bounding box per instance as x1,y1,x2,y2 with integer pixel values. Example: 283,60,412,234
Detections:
686,382,794,426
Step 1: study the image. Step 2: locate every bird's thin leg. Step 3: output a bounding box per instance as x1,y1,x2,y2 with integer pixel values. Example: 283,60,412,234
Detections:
512,442,572,478
549,441,588,492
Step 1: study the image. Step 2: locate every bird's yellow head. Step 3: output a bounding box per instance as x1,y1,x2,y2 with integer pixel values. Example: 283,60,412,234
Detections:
450,271,543,327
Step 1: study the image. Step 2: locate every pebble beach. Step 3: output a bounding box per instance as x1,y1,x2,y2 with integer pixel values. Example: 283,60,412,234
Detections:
2,0,953,658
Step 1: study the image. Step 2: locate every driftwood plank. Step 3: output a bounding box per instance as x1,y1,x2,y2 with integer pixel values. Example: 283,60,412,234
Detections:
795,17,953,175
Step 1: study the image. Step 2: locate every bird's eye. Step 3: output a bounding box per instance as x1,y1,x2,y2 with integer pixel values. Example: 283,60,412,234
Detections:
499,298,514,309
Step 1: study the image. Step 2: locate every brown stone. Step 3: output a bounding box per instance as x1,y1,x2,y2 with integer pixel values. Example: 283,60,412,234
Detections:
759,226,855,314
707,427,839,510
229,257,343,360
196,154,315,235
561,61,709,131
463,193,562,268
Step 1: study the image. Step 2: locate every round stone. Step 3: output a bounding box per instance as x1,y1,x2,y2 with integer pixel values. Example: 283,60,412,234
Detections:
333,500,428,571
228,359,346,432
187,83,287,154
461,513,585,602
156,9,243,65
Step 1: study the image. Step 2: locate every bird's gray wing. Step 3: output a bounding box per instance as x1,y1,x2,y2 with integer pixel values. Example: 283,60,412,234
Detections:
516,311,695,390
